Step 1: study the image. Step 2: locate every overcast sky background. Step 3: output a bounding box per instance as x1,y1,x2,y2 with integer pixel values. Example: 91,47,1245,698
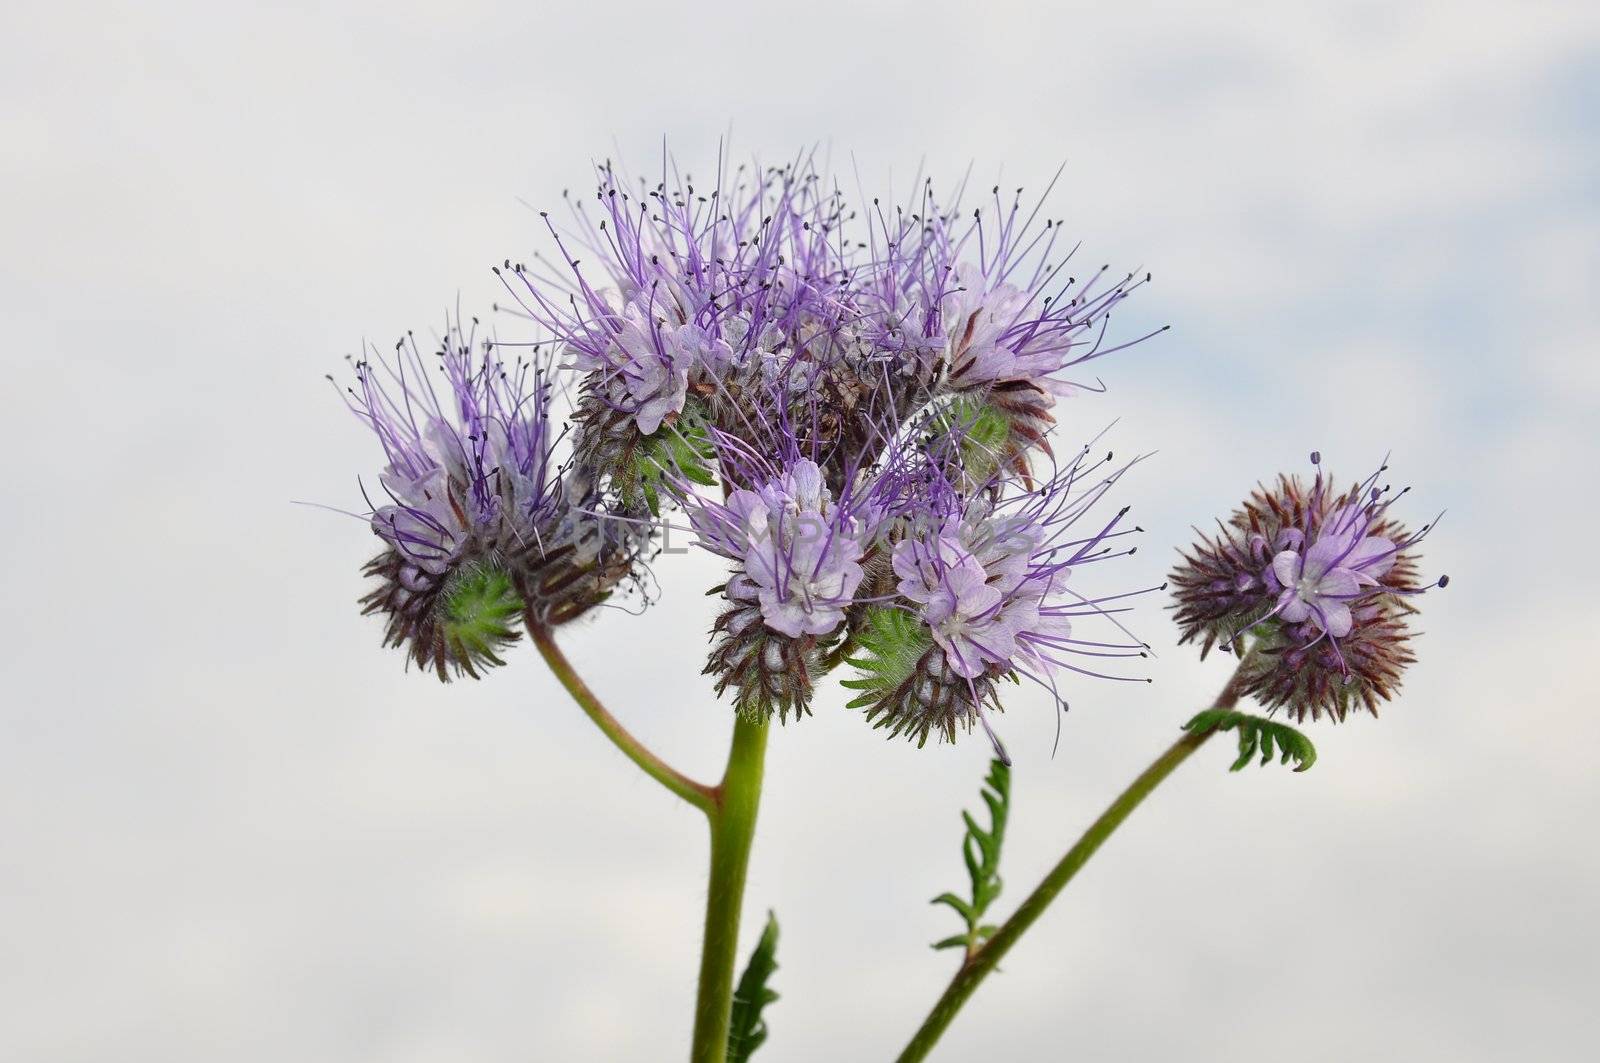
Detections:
3,1,1597,1060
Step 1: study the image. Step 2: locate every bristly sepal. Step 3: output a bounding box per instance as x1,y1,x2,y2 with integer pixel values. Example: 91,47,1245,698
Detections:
1184,708,1318,772
925,395,1027,490
361,552,524,682
625,402,719,516
342,316,657,680
1237,601,1418,722
705,593,820,724
438,561,524,671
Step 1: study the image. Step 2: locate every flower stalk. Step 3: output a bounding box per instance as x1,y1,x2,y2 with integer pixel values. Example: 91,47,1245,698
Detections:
894,653,1252,1063
527,620,717,813
691,714,770,1063
529,617,770,1063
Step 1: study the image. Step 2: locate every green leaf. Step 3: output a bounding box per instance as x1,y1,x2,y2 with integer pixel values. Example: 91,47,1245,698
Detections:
437,561,524,675
727,911,780,1063
1183,708,1318,773
930,759,1011,958
629,403,717,515
926,395,1017,488
841,607,932,710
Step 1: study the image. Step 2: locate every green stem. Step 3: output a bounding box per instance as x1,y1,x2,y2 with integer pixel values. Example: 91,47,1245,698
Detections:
690,714,770,1063
895,654,1253,1062
820,628,859,672
528,620,717,814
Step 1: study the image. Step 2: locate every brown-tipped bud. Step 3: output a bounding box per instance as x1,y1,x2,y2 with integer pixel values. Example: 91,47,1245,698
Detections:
704,592,820,724
1239,599,1419,721
1169,457,1445,721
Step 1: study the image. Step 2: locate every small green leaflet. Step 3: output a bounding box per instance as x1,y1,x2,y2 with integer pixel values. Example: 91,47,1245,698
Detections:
634,406,717,515
727,911,780,1063
1183,708,1318,772
931,759,1010,958
841,607,931,711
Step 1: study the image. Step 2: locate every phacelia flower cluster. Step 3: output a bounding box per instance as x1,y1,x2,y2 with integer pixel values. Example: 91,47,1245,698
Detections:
340,317,646,679
1169,454,1448,721
682,453,883,722
843,450,1151,753
339,152,1161,754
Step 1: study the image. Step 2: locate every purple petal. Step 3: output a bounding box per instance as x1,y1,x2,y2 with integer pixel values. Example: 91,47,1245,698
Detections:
1272,550,1303,588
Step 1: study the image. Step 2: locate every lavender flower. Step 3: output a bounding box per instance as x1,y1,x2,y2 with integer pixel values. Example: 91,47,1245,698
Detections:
497,160,864,476
690,459,869,638
1267,506,1402,638
336,152,1160,735
341,316,643,679
862,182,1163,466
890,507,1051,681
682,447,889,722
1170,454,1446,720
846,449,1151,752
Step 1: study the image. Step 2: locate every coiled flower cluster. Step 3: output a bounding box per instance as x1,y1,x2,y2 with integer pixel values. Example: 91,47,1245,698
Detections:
338,317,647,679
339,153,1167,753
1169,454,1448,720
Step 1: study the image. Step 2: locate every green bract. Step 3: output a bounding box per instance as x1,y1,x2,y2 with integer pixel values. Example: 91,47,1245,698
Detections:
439,562,525,674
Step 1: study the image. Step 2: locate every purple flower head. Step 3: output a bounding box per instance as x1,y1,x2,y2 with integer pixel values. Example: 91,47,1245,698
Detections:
848,443,1153,753
895,447,1149,684
863,180,1162,402
1170,453,1447,720
685,453,879,639
498,157,858,443
345,317,560,575
684,433,908,724
891,507,1047,681
566,303,720,436
339,316,644,679
1266,503,1401,638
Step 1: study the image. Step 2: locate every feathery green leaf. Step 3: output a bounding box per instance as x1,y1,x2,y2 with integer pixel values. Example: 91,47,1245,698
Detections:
727,911,780,1063
841,607,932,710
1184,708,1318,772
931,759,1011,958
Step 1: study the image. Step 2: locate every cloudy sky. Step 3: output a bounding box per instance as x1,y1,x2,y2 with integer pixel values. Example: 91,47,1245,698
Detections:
2,1,1597,1059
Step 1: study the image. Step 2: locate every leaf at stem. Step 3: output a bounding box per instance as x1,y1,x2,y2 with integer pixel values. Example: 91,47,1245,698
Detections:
1183,708,1318,772
930,759,1011,958
727,911,780,1063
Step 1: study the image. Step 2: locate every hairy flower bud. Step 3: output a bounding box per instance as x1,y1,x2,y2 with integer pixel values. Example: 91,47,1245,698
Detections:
1169,454,1447,720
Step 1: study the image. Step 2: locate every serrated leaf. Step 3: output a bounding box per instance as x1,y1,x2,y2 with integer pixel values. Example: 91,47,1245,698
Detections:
1183,708,1318,773
931,892,974,920
727,911,780,1063
925,395,1018,489
841,607,932,710
929,759,1011,959
624,402,718,515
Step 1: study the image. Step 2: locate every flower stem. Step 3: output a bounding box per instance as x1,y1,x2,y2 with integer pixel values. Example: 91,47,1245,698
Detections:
527,620,717,814
689,714,770,1063
894,655,1252,1062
